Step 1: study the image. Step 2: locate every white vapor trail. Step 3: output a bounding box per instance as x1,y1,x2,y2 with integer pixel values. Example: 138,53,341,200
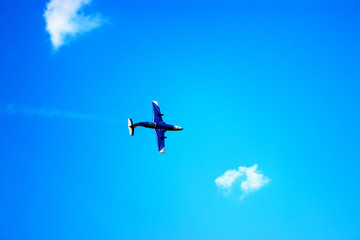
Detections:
0,103,119,123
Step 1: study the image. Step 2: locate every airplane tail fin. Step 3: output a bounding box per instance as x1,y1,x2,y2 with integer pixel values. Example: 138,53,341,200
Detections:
128,118,135,136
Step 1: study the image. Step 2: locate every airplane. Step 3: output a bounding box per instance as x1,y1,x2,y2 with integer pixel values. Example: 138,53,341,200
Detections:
128,101,183,153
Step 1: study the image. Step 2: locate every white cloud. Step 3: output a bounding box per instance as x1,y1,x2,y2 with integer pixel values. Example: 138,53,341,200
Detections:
44,0,105,50
215,164,270,199
215,169,242,189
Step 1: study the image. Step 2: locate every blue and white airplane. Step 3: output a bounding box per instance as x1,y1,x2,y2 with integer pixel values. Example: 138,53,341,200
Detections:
128,101,183,153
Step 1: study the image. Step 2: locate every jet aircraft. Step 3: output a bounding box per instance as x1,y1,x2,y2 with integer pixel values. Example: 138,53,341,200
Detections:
128,101,183,153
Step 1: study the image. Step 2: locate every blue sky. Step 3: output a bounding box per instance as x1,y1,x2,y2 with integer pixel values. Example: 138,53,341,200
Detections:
1,0,360,239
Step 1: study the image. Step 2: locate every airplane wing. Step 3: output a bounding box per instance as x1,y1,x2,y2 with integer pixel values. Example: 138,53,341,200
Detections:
154,129,166,153
152,101,164,123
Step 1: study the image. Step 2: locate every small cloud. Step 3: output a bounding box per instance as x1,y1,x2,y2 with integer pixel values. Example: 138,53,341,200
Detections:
215,164,270,199
215,169,241,189
44,0,105,50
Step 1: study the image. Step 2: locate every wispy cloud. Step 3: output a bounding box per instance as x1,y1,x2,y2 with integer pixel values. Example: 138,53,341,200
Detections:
0,103,119,123
44,0,105,50
215,164,270,199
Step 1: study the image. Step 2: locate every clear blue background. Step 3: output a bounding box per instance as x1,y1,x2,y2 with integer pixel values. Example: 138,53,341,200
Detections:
1,0,360,239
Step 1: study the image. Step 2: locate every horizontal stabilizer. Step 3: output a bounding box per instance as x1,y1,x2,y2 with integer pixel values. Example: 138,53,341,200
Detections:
128,118,134,136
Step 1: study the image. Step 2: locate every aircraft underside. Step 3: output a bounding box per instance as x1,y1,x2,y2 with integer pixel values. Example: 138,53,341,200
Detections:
128,101,183,153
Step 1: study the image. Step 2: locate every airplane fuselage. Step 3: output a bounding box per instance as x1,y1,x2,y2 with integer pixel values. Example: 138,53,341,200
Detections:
135,122,183,131
128,101,183,153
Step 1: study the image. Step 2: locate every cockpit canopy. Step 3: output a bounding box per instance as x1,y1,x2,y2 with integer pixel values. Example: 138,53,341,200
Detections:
147,122,156,128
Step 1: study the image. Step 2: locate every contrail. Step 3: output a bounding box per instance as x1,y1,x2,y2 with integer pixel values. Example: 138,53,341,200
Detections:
0,103,120,123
